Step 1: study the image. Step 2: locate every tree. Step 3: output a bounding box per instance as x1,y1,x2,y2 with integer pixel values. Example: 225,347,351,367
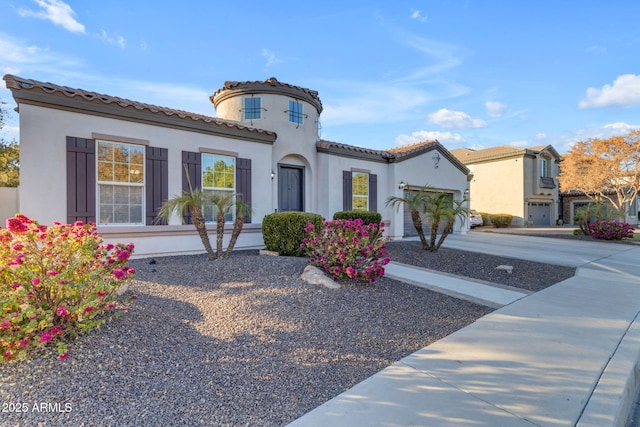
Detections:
156,168,250,260
386,185,467,252
559,130,640,215
0,101,19,187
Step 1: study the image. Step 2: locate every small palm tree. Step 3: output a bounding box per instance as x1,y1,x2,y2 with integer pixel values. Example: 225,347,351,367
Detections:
225,195,252,258
423,192,468,252
208,192,251,259
386,184,467,252
386,185,431,250
156,187,217,260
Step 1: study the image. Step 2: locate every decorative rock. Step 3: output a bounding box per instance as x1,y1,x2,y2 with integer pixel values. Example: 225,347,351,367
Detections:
259,250,279,256
496,265,513,274
300,265,341,289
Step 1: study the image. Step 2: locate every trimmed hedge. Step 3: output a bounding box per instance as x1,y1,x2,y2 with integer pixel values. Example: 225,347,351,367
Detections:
489,214,513,228
479,212,491,226
332,210,382,225
262,212,324,256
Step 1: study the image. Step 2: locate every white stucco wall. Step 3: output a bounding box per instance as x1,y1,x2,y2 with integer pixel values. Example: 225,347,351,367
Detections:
0,187,19,223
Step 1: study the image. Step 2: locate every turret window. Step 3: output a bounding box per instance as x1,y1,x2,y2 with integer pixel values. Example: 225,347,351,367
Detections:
243,97,262,121
288,100,304,125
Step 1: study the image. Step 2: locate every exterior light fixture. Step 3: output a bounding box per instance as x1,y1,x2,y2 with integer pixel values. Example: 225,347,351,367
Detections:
398,181,407,190
464,189,470,199
271,170,276,180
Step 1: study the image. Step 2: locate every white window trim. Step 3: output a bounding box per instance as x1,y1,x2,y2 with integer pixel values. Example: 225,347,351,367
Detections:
96,140,145,226
352,171,369,211
201,153,236,223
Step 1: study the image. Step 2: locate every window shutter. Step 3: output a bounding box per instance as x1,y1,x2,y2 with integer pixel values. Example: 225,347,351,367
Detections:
369,173,377,212
66,137,96,224
146,146,168,225
181,151,202,224
236,158,252,223
342,170,352,211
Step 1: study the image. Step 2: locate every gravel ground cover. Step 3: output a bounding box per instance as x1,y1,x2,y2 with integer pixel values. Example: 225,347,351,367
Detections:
386,241,576,292
1,242,572,426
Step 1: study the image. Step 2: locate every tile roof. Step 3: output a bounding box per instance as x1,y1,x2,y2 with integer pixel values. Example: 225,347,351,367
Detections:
451,144,560,164
211,77,323,113
316,139,469,173
3,74,277,140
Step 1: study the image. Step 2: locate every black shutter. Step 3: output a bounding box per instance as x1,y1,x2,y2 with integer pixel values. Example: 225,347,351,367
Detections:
342,170,352,211
181,151,202,224
369,173,377,212
66,137,96,224
236,158,252,223
146,146,168,225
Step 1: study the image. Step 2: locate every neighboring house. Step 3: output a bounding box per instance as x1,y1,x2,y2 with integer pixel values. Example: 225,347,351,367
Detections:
451,145,561,227
560,190,639,226
3,75,470,257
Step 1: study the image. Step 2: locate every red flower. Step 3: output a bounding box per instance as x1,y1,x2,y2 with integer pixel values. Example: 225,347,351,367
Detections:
59,353,68,361
96,291,106,297
84,306,94,314
40,332,53,343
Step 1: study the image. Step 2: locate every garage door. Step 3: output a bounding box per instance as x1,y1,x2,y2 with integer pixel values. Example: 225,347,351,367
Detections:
528,202,550,226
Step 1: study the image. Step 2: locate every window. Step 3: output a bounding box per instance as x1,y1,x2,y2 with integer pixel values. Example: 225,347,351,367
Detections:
352,172,369,211
202,154,235,222
243,97,262,120
97,141,144,225
288,100,304,125
541,158,549,177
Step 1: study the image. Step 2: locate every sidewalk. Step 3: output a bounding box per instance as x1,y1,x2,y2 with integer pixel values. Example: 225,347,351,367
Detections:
287,233,640,427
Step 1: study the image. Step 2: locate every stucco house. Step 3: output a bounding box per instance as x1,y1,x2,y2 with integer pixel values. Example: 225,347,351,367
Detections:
3,74,470,257
451,145,561,227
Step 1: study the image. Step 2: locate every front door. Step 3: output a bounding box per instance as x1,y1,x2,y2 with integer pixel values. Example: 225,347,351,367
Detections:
278,165,304,212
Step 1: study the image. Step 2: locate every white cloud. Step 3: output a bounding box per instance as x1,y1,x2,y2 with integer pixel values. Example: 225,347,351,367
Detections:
261,49,282,68
535,133,548,140
98,30,126,48
18,0,85,34
410,9,428,22
579,74,640,108
428,108,487,129
508,140,529,148
395,130,464,146
485,101,505,118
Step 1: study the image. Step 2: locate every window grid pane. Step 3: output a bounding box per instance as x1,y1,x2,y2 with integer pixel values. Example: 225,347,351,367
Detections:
352,172,369,211
202,155,235,223
288,100,303,125
243,97,262,120
96,141,145,225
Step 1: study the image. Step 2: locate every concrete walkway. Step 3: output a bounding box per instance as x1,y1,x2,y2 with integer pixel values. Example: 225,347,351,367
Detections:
287,233,640,427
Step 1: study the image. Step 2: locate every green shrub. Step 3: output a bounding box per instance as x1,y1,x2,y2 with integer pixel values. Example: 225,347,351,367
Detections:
332,210,382,225
262,212,324,256
479,212,491,226
490,214,513,228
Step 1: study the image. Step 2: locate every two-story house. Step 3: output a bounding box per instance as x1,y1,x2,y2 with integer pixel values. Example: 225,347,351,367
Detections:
451,145,561,227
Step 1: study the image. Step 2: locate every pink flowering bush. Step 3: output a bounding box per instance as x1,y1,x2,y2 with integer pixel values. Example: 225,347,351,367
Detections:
301,218,390,284
1,214,135,362
588,221,635,240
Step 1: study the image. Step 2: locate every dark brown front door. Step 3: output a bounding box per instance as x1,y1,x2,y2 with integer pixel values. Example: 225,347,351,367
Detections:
278,165,304,212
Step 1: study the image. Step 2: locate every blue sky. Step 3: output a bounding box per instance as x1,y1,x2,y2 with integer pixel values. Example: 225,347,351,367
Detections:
1,0,640,154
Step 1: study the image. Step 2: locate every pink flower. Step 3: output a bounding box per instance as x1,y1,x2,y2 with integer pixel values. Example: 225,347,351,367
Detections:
84,306,94,314
346,267,357,279
112,269,126,279
96,291,106,297
40,332,53,343
32,277,40,285
6,217,29,233
108,303,115,309
11,282,22,290
56,305,69,317
126,243,135,251
1,319,10,329
59,353,68,361
105,243,114,251
50,326,63,336
115,249,130,261
47,270,58,277
19,338,29,348
3,349,14,360
12,243,24,251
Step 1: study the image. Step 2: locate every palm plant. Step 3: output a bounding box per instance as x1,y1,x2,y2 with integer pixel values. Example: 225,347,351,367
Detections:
386,185,431,250
423,192,468,252
156,186,217,260
386,184,467,252
208,192,251,259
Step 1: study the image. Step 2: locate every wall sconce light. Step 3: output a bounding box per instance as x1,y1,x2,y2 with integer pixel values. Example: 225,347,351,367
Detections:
464,189,470,199
398,181,407,190
271,170,276,180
